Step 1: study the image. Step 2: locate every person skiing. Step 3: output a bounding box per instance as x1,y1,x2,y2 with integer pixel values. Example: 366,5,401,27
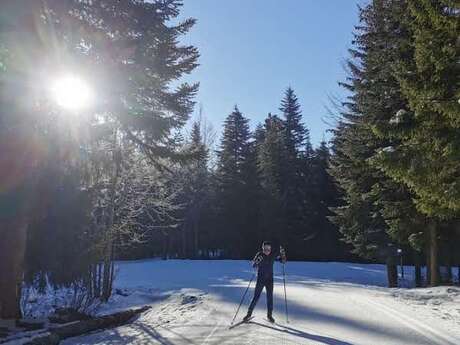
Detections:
243,241,287,323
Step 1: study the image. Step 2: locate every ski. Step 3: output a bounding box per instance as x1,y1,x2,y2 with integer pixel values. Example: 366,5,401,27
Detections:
228,316,254,329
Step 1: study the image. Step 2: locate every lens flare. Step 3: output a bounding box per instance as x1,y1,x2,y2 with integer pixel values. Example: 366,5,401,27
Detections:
51,75,93,110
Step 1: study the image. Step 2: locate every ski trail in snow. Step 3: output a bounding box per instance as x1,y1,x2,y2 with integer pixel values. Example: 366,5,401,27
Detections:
200,319,222,345
60,260,460,345
360,295,458,345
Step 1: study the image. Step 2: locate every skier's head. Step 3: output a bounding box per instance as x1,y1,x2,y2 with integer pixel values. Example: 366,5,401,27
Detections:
262,241,272,254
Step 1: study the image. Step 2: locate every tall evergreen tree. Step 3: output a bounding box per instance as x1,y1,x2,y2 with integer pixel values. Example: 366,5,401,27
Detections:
329,120,395,274
0,0,199,317
280,87,311,156
278,89,316,258
180,121,210,257
257,114,287,243
329,0,412,286
369,0,459,285
216,106,255,257
309,141,351,260
373,0,460,218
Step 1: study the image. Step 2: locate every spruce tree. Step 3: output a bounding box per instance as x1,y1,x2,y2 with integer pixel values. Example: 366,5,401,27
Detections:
372,0,459,215
279,89,315,258
0,0,199,317
330,0,410,286
280,87,310,156
309,141,350,260
257,114,287,244
180,121,210,257
216,106,254,257
369,0,459,285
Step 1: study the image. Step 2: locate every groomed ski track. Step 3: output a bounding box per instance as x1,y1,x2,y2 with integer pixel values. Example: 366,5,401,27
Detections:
62,260,460,345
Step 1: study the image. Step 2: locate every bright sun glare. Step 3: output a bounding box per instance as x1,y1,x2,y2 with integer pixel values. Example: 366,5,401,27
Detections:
51,75,94,110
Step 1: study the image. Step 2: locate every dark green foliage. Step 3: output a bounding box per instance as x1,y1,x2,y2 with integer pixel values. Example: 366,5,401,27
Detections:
209,90,350,261
0,0,200,310
215,107,258,257
329,0,460,286
257,114,288,243
25,171,93,290
329,0,412,262
329,120,392,260
280,87,311,156
309,142,351,260
372,0,460,217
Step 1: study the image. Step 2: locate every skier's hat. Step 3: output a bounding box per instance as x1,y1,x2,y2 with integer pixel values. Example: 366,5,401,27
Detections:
262,241,272,247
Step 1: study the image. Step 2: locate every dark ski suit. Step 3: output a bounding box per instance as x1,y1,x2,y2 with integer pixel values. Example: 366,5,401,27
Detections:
247,250,286,317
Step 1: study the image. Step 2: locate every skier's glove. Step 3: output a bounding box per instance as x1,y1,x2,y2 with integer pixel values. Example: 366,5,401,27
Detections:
253,254,263,268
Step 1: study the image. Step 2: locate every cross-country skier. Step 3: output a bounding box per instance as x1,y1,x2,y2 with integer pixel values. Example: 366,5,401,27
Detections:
243,241,287,323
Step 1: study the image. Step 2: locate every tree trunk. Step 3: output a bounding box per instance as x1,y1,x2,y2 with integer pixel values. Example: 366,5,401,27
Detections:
0,217,28,319
415,264,422,287
429,222,440,286
414,251,423,287
97,263,102,297
182,224,187,258
101,247,113,302
386,258,398,288
446,264,453,284
426,251,431,285
101,135,121,302
162,233,169,260
193,213,199,258
445,235,454,284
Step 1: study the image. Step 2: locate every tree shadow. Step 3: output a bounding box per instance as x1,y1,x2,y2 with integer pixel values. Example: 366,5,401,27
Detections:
209,279,429,344
248,320,354,345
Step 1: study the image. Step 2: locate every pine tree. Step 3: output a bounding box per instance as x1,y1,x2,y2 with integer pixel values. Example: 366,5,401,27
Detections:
329,0,411,286
257,114,287,243
0,0,199,317
278,89,316,258
280,87,310,156
309,141,350,260
369,0,460,285
329,120,394,268
373,0,459,218
216,106,255,257
180,121,210,257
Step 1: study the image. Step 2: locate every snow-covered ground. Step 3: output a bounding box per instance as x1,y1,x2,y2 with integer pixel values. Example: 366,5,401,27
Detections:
62,260,460,345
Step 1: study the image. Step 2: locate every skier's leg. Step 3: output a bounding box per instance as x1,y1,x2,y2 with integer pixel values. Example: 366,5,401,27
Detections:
246,278,263,315
266,279,274,317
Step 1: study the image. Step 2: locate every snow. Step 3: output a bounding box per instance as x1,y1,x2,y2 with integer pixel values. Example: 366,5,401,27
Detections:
391,287,460,324
55,259,460,345
381,146,395,153
389,109,408,124
1,330,51,345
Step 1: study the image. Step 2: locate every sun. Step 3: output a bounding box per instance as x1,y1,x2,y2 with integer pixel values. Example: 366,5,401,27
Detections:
50,75,94,110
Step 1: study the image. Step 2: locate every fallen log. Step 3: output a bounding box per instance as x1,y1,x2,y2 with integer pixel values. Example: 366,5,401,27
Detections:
1,305,151,345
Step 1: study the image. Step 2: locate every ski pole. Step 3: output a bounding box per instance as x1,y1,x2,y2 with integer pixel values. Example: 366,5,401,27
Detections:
230,272,255,326
282,262,289,323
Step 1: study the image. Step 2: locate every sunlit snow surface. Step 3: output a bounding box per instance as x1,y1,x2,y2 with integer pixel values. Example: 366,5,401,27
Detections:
59,260,459,345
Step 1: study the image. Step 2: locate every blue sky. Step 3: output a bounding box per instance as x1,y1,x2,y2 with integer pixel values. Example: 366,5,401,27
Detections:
179,0,367,146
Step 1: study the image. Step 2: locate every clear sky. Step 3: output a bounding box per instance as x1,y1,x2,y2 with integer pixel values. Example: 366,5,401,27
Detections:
179,0,368,146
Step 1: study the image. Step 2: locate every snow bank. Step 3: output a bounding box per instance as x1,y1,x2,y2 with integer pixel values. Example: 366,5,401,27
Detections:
391,286,460,324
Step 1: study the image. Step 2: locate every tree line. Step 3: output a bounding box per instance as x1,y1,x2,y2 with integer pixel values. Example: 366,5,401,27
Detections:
0,0,347,320
329,0,459,287
0,0,199,319
136,88,351,262
0,0,458,321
